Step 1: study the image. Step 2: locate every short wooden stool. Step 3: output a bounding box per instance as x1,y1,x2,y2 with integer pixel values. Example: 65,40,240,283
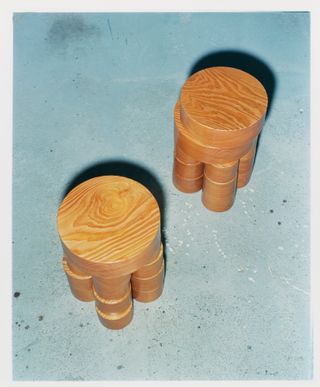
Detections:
173,66,268,211
57,176,164,330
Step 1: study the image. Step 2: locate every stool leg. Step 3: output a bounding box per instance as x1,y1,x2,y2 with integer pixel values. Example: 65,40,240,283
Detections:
131,244,164,303
237,141,257,188
173,146,204,193
62,257,94,302
201,161,239,212
93,275,133,330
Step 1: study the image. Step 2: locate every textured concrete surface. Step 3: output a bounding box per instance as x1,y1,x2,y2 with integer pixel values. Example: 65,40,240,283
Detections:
12,12,310,380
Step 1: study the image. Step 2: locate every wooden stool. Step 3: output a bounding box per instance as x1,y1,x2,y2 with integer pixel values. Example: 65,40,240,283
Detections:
173,66,268,211
57,176,164,330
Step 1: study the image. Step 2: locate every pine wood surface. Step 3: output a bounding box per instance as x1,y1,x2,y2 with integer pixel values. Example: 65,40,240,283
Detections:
174,102,255,164
173,67,268,211
174,155,204,179
93,274,131,299
132,243,164,278
96,303,133,330
180,66,268,147
237,141,257,188
130,242,164,302
173,171,204,193
202,175,237,212
93,285,132,315
57,176,161,278
175,144,200,164
64,255,89,276
58,176,164,329
132,286,163,303
131,261,164,292
204,160,239,183
93,274,133,329
62,258,95,302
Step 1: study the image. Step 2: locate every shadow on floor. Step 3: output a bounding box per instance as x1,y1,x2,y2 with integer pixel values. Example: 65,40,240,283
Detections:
189,49,277,165
61,159,168,275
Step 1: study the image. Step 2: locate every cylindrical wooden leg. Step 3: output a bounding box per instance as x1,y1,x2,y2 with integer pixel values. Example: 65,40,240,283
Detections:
237,140,257,188
204,161,239,183
173,147,204,193
131,244,164,302
93,275,133,330
201,161,238,212
175,144,199,164
62,257,94,302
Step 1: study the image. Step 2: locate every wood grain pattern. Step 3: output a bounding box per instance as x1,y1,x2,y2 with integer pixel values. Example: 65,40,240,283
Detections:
93,274,131,299
64,255,89,276
58,176,164,329
174,102,254,164
173,171,203,193
204,160,239,183
132,260,164,303
180,67,268,147
132,286,163,303
202,174,237,212
93,284,132,314
237,141,257,188
57,176,161,278
96,303,133,330
62,258,94,302
173,67,268,211
132,262,164,292
174,155,204,179
132,243,163,278
93,274,133,329
175,144,199,164
131,243,164,302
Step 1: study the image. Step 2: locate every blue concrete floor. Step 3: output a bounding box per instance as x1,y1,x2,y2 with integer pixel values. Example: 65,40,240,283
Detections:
12,12,310,380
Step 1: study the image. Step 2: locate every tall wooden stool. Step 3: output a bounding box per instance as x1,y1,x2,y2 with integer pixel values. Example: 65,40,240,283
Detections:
173,66,268,211
57,176,164,330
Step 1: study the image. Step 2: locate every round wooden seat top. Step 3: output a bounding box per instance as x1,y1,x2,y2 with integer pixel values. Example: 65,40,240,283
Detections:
57,176,161,278
179,66,268,147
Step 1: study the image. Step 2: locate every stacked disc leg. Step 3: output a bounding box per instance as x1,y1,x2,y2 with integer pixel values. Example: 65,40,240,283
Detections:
202,161,239,212
131,243,165,302
237,140,258,188
93,275,133,329
173,66,268,211
62,257,94,302
173,147,204,193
